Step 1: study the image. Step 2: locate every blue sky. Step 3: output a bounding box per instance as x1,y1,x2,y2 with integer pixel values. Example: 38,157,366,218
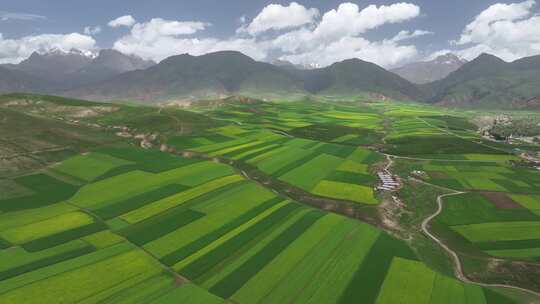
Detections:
1,0,539,67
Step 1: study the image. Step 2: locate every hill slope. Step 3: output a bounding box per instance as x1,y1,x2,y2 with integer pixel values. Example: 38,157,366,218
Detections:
0,67,53,94
67,51,306,101
5,49,93,83
67,51,423,102
303,58,425,100
67,49,155,88
1,49,155,91
424,53,540,108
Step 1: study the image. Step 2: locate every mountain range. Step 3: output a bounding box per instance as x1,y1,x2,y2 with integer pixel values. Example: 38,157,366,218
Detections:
0,48,154,92
0,48,539,109
65,51,423,102
423,53,540,108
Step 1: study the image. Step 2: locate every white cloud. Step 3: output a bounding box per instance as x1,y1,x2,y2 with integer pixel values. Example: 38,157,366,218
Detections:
456,0,535,45
114,36,265,63
0,11,46,21
0,32,96,64
112,18,269,63
312,2,420,42
111,2,422,67
108,15,136,28
280,37,418,68
269,2,422,67
450,0,540,61
83,26,101,35
391,30,433,42
240,2,319,35
129,18,209,39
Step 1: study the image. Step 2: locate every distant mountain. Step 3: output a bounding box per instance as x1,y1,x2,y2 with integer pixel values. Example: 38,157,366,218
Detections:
1,49,155,91
6,49,94,83
0,66,53,94
424,53,540,108
391,54,467,84
67,51,306,101
67,49,155,87
67,51,423,102
4,49,539,108
302,58,425,100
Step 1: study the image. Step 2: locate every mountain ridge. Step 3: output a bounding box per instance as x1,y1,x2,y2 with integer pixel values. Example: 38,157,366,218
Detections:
424,53,540,108
1,48,156,92
66,51,424,102
1,49,540,108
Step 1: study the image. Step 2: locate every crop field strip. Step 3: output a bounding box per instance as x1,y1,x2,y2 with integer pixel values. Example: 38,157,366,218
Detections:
386,112,540,288
423,157,540,260
1,99,536,303
168,126,382,205
0,151,257,302
178,101,540,277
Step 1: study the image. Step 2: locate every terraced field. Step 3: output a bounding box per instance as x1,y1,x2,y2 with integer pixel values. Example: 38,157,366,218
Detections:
1,95,539,303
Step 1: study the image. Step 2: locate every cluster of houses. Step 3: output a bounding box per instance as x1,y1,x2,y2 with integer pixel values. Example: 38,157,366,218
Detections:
375,171,400,191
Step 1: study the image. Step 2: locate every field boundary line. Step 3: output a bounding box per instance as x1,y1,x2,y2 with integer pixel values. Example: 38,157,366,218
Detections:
65,202,189,285
385,153,540,299
415,116,513,155
421,191,540,298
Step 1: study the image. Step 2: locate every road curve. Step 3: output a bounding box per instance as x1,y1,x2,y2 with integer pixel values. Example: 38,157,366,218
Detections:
422,192,540,299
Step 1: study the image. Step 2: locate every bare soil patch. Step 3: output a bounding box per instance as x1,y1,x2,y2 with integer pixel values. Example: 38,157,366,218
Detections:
482,192,522,209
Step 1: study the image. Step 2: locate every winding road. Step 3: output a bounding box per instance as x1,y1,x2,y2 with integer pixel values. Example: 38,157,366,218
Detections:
381,152,540,298
420,182,540,298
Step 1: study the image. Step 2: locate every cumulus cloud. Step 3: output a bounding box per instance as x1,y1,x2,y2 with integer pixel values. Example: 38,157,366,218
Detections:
269,2,422,67
108,15,136,28
114,36,265,63
83,26,101,35
0,11,46,21
311,2,420,42
239,2,319,35
450,0,540,61
112,18,268,62
0,32,96,64
111,2,422,67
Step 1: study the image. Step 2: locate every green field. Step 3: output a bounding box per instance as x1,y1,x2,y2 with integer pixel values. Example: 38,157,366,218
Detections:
0,146,524,303
1,95,538,303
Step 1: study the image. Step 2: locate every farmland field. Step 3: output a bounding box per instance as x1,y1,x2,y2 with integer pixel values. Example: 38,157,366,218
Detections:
1,95,539,303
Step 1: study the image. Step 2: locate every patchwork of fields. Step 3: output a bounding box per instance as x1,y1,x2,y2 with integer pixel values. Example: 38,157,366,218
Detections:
170,127,381,205
1,97,539,303
395,142,540,261
0,146,519,303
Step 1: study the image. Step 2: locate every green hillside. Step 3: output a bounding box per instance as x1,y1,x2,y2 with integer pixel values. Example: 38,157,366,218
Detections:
425,54,540,108
66,51,425,102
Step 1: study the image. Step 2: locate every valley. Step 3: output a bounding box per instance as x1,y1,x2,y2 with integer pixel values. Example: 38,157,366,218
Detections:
3,1,540,303
1,94,539,303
